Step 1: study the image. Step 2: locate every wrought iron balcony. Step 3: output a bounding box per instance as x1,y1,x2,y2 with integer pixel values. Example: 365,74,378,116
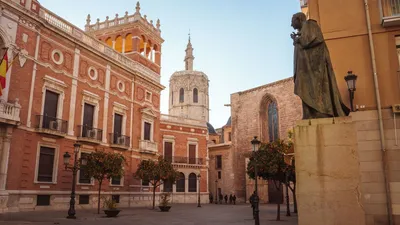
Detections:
110,133,130,150
77,125,102,144
0,99,21,125
164,156,204,165
139,140,158,154
35,115,68,137
380,0,400,27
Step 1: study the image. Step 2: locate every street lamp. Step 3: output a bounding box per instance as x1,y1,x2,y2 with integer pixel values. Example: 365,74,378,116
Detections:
344,71,358,112
63,142,86,219
197,174,201,207
251,136,261,225
215,179,218,205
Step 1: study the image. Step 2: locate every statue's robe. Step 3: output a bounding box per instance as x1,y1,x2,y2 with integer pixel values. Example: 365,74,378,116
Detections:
294,19,350,119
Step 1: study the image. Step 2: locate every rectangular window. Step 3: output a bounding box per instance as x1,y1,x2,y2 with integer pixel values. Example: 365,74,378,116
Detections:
228,132,232,141
82,103,95,137
144,122,151,141
218,171,222,179
43,90,59,129
188,144,196,164
164,142,173,162
216,155,222,169
37,195,51,206
37,146,55,182
112,195,120,204
79,195,90,205
111,176,121,186
79,153,91,184
113,113,123,144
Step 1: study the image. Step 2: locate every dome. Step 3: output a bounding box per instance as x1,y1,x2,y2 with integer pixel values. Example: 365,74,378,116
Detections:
225,116,231,126
207,122,217,134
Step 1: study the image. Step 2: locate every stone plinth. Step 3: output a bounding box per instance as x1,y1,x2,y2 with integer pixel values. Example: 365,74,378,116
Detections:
295,117,365,225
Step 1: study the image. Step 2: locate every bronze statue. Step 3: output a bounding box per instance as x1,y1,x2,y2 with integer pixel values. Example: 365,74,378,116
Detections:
291,12,350,119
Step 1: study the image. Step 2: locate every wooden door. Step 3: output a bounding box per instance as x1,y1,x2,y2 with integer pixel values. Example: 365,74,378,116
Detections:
43,90,58,128
164,142,172,162
188,144,196,164
113,113,123,143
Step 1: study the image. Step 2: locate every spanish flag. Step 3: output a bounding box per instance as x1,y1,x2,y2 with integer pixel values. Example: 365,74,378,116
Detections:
0,50,8,96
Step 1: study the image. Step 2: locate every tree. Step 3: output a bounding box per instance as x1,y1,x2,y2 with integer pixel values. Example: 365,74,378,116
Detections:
85,150,125,214
135,156,179,209
246,140,289,221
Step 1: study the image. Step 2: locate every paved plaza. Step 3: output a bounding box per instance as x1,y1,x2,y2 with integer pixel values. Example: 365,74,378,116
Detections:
0,204,298,225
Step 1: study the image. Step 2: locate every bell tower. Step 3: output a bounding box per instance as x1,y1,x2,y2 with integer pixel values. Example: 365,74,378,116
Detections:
169,36,209,122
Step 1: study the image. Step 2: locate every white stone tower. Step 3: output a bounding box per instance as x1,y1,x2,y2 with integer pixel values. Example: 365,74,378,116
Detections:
169,35,209,122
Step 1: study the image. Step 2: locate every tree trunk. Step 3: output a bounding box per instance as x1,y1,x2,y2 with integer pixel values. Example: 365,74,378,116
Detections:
293,182,297,213
97,181,102,214
152,184,156,209
277,203,281,221
286,182,291,216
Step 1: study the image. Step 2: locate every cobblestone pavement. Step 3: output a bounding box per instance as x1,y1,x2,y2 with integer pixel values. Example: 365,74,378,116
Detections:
0,204,298,225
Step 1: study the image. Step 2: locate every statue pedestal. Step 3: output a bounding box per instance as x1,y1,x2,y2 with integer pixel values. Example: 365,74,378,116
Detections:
295,117,365,225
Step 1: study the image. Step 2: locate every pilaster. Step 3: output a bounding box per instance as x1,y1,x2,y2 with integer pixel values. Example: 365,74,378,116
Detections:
103,65,111,142
68,48,80,135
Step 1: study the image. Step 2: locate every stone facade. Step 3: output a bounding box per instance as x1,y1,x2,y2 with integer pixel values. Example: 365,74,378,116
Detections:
230,78,302,202
0,0,208,212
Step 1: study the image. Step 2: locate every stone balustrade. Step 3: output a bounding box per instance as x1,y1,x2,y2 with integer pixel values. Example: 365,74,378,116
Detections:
0,99,21,125
139,140,158,154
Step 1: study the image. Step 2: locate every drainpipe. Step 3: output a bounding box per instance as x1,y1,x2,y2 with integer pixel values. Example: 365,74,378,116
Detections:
363,1,393,224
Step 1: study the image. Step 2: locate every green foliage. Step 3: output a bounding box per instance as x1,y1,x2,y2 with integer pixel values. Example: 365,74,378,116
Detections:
102,197,117,210
85,150,125,182
246,139,290,183
159,192,171,207
135,156,179,188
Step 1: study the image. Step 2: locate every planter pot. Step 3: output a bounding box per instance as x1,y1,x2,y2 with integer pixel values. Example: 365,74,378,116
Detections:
159,206,171,212
104,209,121,217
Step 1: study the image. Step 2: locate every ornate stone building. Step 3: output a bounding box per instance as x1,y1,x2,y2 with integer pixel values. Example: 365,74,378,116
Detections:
0,0,208,212
168,37,209,122
208,78,302,203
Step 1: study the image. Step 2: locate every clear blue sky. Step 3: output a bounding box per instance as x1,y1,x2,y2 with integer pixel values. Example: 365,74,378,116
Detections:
39,0,301,128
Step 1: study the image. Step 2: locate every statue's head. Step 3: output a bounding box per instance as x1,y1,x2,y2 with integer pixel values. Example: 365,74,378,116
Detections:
291,12,307,30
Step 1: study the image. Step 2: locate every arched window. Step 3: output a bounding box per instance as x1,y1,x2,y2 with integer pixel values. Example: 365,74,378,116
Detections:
179,88,184,103
125,33,133,53
193,88,198,103
188,173,197,192
115,36,123,52
268,101,279,141
171,91,174,105
105,37,113,48
176,173,185,192
163,180,173,192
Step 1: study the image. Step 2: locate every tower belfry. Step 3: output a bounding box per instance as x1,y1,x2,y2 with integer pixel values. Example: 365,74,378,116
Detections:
169,34,209,122
184,31,194,71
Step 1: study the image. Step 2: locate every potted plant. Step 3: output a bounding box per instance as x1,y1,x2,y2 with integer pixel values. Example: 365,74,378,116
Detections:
103,197,121,217
158,192,172,212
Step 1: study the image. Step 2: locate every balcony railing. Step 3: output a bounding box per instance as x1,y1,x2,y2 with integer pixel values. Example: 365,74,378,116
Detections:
381,0,400,27
35,115,68,136
77,125,102,143
164,156,204,165
139,140,158,154
110,133,130,149
0,99,21,125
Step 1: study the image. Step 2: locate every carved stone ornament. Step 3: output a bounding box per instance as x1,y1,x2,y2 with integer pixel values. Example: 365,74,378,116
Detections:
19,49,28,67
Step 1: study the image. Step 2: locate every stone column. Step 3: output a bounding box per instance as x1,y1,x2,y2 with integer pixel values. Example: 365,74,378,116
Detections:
0,126,12,191
122,38,126,54
132,36,140,52
149,47,153,61
112,40,116,50
155,51,161,66
143,43,147,56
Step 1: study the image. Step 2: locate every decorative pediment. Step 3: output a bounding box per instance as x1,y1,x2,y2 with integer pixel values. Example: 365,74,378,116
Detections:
140,107,157,119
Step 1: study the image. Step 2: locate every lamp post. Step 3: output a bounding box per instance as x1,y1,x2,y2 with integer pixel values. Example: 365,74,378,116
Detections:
215,179,218,204
251,136,261,225
197,174,201,207
63,142,86,219
344,71,358,112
